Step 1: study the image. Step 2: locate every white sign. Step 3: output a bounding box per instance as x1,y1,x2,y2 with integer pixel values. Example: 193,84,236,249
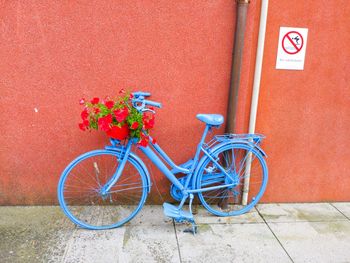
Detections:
276,27,308,70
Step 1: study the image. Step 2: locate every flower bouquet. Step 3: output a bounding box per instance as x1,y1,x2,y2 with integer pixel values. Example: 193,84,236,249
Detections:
78,90,155,146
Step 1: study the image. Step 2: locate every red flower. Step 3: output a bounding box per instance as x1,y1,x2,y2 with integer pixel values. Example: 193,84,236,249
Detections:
94,108,100,114
113,107,129,122
105,100,114,109
143,114,155,129
119,89,126,94
152,138,157,144
91,97,99,105
79,98,85,105
98,114,113,131
78,123,86,131
137,133,149,147
106,124,129,140
129,93,134,99
81,109,89,120
131,122,139,129
83,119,89,127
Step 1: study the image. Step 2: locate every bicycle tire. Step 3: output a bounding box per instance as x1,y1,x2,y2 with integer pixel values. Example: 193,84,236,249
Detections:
196,143,268,216
57,149,148,230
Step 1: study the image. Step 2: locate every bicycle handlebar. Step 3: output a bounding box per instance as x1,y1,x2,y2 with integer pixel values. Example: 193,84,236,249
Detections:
144,99,162,108
133,91,151,97
131,91,162,111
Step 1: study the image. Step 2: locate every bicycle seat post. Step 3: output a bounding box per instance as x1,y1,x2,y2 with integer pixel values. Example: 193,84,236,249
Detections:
193,124,211,161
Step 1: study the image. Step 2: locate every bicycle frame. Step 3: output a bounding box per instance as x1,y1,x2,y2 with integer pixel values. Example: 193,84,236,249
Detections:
102,124,235,198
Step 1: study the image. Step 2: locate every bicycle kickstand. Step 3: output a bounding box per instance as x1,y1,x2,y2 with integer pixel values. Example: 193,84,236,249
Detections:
183,194,198,235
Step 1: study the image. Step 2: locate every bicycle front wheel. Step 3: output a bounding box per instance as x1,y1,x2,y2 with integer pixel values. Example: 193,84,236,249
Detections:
196,143,268,216
57,150,148,230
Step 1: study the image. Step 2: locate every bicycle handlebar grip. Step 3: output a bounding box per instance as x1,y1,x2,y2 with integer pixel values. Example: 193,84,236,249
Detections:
133,91,151,97
144,99,162,108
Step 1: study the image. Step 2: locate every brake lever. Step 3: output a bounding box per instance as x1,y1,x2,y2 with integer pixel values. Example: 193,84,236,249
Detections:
141,108,155,114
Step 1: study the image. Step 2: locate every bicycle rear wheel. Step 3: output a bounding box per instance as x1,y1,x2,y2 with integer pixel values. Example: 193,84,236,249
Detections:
196,143,268,216
57,150,148,230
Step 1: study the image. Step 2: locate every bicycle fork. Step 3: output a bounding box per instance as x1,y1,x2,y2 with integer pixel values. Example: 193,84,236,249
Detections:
100,140,133,196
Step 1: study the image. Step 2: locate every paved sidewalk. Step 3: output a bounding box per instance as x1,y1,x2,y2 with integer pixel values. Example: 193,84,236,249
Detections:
1,203,350,263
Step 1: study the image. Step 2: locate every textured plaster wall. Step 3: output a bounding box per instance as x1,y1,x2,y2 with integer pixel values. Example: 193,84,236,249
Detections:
0,1,239,204
258,0,350,202
0,0,349,204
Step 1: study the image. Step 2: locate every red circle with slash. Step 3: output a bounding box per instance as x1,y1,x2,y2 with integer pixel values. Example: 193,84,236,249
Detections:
282,31,304,55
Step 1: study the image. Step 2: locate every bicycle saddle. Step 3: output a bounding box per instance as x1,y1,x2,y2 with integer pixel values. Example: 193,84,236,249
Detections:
196,114,224,126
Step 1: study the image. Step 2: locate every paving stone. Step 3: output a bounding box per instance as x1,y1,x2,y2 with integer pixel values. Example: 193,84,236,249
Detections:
331,202,350,219
62,205,178,262
192,205,264,224
268,221,350,263
0,206,74,263
126,205,173,226
175,223,292,263
256,203,346,223
63,228,125,263
64,225,179,262
120,225,180,263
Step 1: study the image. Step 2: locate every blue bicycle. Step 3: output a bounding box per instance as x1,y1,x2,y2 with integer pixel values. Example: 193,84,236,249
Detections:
57,92,268,233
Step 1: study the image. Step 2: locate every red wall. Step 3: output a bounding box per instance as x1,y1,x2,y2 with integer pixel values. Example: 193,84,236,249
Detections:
0,1,237,204
0,1,349,205
258,0,350,202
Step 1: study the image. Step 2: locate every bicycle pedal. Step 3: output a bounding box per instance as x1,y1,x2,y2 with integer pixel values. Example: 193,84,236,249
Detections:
163,203,194,222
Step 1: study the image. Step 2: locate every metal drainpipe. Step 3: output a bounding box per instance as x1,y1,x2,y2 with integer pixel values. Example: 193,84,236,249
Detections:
220,0,250,210
225,0,250,134
242,0,269,205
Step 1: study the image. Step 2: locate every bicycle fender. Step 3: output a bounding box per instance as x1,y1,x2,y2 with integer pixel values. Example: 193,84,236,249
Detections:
105,146,152,193
191,141,266,187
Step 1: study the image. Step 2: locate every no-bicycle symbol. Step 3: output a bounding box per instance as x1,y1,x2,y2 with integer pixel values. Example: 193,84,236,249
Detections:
282,31,304,55
276,27,308,70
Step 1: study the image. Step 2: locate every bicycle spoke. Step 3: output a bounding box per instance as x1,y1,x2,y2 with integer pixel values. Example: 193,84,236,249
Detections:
69,171,98,190
79,161,102,187
108,185,146,194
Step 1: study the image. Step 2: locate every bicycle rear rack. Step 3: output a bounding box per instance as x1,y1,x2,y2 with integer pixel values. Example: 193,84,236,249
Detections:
204,133,265,149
